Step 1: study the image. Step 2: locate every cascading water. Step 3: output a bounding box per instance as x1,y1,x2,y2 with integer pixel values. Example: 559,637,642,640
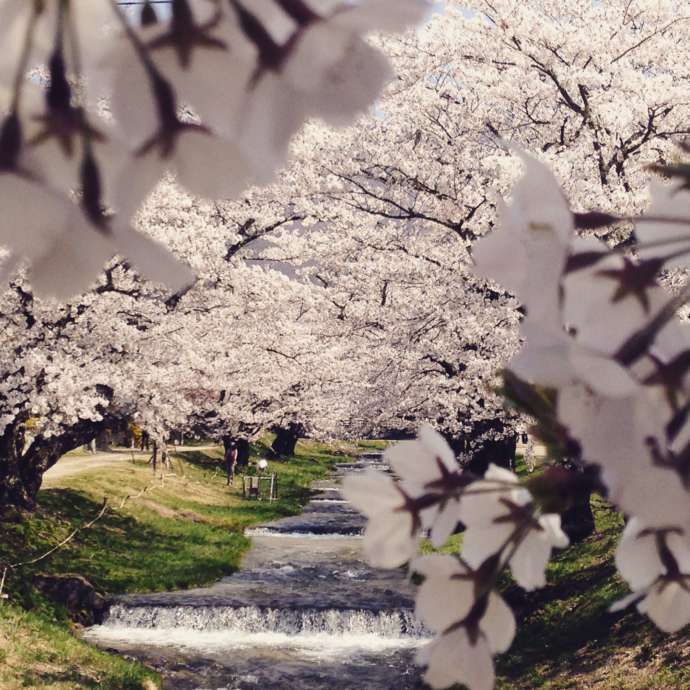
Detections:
102,604,425,637
85,452,427,690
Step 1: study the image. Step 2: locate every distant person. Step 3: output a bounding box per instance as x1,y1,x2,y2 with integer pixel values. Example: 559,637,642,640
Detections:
140,430,150,452
225,443,238,485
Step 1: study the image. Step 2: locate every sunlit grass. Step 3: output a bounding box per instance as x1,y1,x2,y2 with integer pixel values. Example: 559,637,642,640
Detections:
0,439,340,690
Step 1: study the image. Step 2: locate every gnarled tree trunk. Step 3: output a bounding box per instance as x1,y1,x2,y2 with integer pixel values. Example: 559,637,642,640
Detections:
270,423,303,458
0,408,118,516
446,418,517,476
235,438,250,468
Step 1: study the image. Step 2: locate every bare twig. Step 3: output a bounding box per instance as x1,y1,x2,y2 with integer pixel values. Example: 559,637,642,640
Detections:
0,482,156,602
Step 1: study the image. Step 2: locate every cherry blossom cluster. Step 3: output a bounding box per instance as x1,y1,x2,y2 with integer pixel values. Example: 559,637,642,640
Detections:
474,151,690,633
342,153,690,689
0,0,429,299
343,426,570,689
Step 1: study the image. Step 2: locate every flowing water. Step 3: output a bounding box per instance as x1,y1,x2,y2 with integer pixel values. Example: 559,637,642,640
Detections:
85,453,428,689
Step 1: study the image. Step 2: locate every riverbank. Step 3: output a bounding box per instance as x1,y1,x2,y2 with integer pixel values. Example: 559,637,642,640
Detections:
83,451,420,690
0,438,343,690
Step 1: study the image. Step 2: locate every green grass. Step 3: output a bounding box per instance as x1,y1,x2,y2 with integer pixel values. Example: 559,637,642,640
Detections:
420,464,689,689
0,605,158,690
0,439,340,690
496,495,690,689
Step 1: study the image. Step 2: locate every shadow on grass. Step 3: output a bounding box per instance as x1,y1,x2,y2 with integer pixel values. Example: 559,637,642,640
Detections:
496,499,690,689
19,669,143,690
0,488,249,610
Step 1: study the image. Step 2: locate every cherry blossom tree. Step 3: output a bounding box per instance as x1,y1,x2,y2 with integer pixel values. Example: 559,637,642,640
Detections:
2,2,690,689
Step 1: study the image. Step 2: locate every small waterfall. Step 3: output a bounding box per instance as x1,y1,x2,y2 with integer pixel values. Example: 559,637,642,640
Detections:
245,528,362,538
104,604,426,638
84,454,427,684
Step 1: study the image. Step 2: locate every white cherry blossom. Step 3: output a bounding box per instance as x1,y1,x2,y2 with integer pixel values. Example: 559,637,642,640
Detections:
342,468,418,568
458,465,568,590
413,554,516,690
384,425,466,547
612,518,690,633
473,153,573,325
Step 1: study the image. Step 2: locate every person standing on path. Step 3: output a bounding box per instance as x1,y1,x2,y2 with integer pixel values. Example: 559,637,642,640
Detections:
225,443,238,485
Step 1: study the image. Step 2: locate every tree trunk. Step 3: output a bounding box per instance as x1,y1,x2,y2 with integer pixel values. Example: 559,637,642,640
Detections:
0,421,42,513
95,429,110,452
466,434,517,475
235,438,250,468
560,464,598,543
0,404,118,516
560,488,595,543
446,419,517,476
271,424,302,458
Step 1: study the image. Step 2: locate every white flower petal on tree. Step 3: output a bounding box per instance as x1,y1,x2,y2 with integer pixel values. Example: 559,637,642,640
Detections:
637,581,690,633
335,0,432,34
482,592,517,654
457,464,527,527
115,227,195,294
175,128,254,200
297,34,394,126
28,213,115,300
461,522,513,570
509,321,578,389
0,175,119,299
412,554,475,632
419,627,495,690
429,497,462,548
361,510,417,568
343,469,417,568
637,181,690,270
508,529,552,591
615,518,665,591
613,519,690,632
235,72,310,184
109,40,159,150
0,175,70,259
342,468,403,514
539,513,569,549
474,152,572,324
570,350,639,398
384,424,457,490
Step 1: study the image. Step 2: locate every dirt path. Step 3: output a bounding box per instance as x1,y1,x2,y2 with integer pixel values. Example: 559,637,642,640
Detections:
44,445,220,482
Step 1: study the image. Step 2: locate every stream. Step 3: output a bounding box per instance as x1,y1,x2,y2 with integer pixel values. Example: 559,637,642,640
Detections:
84,453,428,689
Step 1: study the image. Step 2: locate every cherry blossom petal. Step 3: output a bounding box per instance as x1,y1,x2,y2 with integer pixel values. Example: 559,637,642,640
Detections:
460,522,514,569
413,555,474,632
509,529,553,591
481,592,516,654
637,581,690,633
429,497,462,547
361,510,417,568
342,468,403,515
615,518,665,591
28,216,114,300
174,129,254,200
419,628,495,690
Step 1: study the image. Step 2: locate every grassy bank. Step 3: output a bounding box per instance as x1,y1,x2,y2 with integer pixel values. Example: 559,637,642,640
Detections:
422,469,689,688
0,438,341,690
496,494,690,689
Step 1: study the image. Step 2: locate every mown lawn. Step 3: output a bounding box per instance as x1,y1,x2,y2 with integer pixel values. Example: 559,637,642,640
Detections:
0,437,341,690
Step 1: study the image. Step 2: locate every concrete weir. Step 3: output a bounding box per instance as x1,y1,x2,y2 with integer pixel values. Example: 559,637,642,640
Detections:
84,452,427,689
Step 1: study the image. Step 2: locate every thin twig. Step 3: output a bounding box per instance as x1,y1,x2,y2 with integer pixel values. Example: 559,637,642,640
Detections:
0,482,156,602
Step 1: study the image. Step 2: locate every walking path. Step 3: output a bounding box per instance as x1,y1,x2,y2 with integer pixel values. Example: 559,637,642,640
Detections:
44,445,219,481
85,453,427,689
